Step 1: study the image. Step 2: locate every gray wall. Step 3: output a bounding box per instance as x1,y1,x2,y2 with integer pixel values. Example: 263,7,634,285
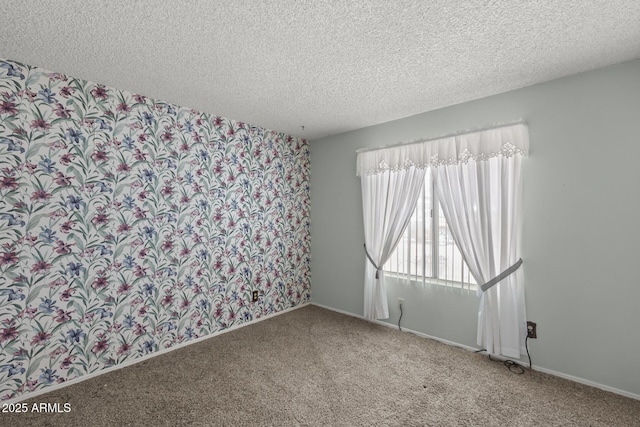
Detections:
310,59,640,397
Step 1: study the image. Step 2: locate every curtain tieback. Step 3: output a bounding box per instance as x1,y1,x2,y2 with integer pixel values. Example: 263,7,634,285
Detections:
480,258,523,292
363,244,382,279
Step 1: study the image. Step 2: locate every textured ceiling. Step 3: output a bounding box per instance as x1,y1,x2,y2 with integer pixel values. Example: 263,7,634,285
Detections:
1,1,639,140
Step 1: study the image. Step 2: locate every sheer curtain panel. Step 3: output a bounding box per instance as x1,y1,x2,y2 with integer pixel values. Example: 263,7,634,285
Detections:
432,124,529,358
359,168,426,320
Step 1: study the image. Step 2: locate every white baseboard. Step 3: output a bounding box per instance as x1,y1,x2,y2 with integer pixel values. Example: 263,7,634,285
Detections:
4,302,310,405
310,302,640,401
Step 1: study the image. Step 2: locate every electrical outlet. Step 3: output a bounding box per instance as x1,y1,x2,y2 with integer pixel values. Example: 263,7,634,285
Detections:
527,321,537,339
252,290,259,302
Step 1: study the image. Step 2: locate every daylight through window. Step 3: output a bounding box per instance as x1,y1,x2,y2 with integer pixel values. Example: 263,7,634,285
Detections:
384,173,476,290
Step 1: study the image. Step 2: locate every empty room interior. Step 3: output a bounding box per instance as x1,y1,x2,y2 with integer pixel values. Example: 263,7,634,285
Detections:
1,1,639,425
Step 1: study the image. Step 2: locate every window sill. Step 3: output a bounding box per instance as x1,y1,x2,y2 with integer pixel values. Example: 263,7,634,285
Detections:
383,272,477,292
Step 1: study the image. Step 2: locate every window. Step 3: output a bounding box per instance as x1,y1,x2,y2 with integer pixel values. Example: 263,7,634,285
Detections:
384,173,476,290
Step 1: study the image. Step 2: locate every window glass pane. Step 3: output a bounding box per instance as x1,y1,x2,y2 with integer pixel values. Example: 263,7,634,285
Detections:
437,203,476,288
384,172,474,290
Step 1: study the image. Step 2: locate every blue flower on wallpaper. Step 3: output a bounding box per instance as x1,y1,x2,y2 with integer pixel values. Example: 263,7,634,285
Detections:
123,255,135,269
0,58,310,402
96,308,113,319
0,214,24,227
123,315,136,328
38,369,58,384
66,329,85,344
142,283,156,297
38,157,57,173
123,195,136,209
142,226,155,240
95,118,112,131
0,364,25,377
65,262,84,277
39,227,57,243
37,88,57,104
38,298,57,314
142,111,154,125
0,137,25,153
66,195,85,210
64,128,84,144
142,340,156,354
198,199,209,212
0,61,25,79
97,245,112,256
123,135,135,149
98,182,112,193
0,289,25,302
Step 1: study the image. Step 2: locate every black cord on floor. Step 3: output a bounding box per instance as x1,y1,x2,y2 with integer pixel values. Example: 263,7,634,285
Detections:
398,304,403,331
525,335,532,369
475,337,532,375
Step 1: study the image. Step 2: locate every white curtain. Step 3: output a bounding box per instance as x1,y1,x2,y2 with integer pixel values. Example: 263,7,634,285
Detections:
434,152,526,357
360,168,426,320
357,123,528,356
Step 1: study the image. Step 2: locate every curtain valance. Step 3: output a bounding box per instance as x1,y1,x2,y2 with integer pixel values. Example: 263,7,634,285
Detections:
356,123,529,176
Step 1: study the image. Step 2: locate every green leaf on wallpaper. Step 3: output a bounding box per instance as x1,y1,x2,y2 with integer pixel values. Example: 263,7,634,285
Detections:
114,304,127,321
25,355,45,378
114,183,128,197
25,284,47,306
25,142,48,159
114,122,128,136
113,244,127,260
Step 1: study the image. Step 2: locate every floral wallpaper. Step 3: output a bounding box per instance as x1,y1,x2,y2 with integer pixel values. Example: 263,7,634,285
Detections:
0,59,310,400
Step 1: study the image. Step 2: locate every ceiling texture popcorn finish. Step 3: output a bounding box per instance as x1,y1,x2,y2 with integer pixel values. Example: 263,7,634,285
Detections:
1,1,640,140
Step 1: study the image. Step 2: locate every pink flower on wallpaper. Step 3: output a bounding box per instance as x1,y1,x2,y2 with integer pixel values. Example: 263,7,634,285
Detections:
59,153,74,165
90,86,108,99
30,119,51,131
0,252,18,266
161,131,174,142
30,260,52,274
91,213,109,225
60,221,75,233
0,101,18,115
92,339,109,354
117,223,132,233
30,332,52,346
116,102,131,113
30,189,52,202
91,150,109,163
60,289,74,301
0,327,19,343
161,239,173,251
54,309,72,323
117,163,131,172
117,282,132,294
92,277,108,290
117,343,132,355
53,103,72,118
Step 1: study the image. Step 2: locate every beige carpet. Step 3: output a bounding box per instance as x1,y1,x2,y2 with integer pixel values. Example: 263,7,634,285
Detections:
2,305,639,426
